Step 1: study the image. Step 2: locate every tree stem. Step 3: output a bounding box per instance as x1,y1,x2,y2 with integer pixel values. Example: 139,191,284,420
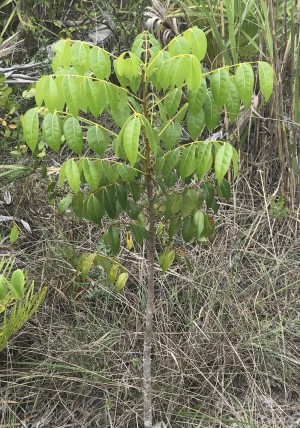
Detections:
141,57,155,427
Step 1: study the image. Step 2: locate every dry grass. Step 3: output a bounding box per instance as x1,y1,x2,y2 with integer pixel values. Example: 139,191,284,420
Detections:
0,166,300,427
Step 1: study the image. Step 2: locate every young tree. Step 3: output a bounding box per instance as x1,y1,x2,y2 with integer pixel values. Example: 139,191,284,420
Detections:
22,27,273,427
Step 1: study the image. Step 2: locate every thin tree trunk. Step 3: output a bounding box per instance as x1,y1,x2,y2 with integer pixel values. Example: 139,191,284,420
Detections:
141,55,155,427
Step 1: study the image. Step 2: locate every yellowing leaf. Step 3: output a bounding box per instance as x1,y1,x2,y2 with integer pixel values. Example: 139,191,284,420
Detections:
159,247,175,273
116,272,128,291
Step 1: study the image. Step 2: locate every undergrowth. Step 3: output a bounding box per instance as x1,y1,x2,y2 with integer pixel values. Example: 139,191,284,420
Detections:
0,174,299,428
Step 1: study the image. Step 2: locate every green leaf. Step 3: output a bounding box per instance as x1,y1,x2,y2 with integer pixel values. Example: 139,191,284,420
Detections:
235,63,254,109
181,192,197,218
58,194,72,214
62,75,81,116
163,147,181,176
125,199,139,220
85,80,106,118
83,159,101,191
72,41,90,75
35,76,46,107
43,76,59,113
168,217,181,240
214,143,233,184
87,125,108,156
163,88,182,117
90,46,111,79
193,211,205,240
168,36,190,56
102,161,119,183
63,117,83,155
195,142,213,179
10,223,19,243
217,178,231,200
204,92,221,131
22,108,39,152
128,182,142,202
104,187,117,219
0,274,7,300
170,56,187,89
182,216,195,242
183,26,207,61
65,159,81,193
72,192,85,219
131,224,148,246
210,68,230,108
159,247,175,273
140,115,158,154
116,52,140,79
86,193,104,224
179,144,196,179
52,38,72,72
203,182,214,208
187,109,205,140
118,163,136,181
116,183,127,209
104,225,120,255
258,61,273,101
10,269,24,299
225,81,240,121
42,112,62,152
188,78,207,114
122,116,141,166
116,272,128,291
165,193,181,220
185,56,202,92
162,122,182,149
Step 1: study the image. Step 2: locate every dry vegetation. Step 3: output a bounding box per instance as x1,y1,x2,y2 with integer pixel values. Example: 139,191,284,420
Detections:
1,0,300,427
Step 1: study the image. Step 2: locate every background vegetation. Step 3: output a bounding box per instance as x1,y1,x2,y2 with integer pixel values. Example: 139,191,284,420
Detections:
0,0,299,427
